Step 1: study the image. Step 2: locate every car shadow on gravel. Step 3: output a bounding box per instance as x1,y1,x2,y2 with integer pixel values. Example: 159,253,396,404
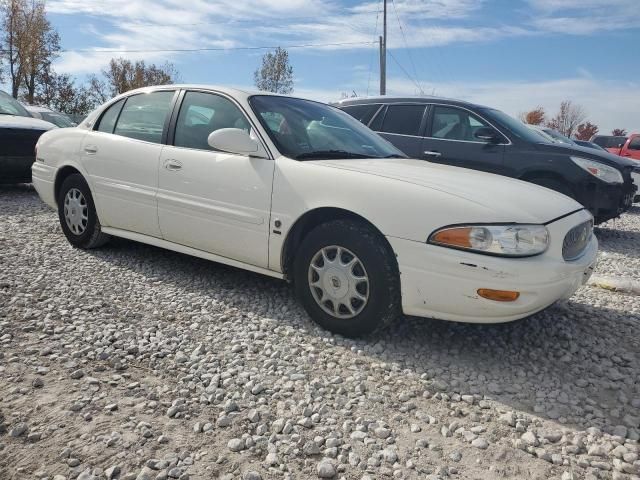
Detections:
85,234,639,434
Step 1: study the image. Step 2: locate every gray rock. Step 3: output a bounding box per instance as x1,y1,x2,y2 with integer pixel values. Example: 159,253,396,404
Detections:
316,461,336,478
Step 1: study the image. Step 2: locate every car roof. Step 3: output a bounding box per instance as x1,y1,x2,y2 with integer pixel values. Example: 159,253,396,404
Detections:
120,84,307,102
334,95,492,110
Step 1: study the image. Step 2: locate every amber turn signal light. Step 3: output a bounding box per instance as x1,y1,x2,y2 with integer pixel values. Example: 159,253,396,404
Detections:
431,227,472,248
477,289,520,302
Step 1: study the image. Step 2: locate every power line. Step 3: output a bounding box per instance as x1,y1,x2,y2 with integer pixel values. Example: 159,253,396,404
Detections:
0,40,377,55
388,49,422,93
390,0,424,94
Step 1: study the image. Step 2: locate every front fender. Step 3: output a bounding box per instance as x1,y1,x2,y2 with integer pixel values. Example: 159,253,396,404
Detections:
268,157,499,272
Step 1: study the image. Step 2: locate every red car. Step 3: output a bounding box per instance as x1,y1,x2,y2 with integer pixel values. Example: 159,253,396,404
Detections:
590,135,628,154
618,134,640,161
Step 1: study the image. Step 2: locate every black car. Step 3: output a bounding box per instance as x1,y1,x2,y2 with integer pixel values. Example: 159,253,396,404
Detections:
1,90,56,184
336,96,637,224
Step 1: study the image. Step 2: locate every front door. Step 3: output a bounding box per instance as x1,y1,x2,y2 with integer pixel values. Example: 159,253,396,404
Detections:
80,90,176,237
157,90,274,268
421,105,505,174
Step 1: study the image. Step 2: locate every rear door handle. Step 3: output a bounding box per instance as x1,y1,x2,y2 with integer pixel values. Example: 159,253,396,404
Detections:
164,159,183,171
84,145,98,154
423,150,442,158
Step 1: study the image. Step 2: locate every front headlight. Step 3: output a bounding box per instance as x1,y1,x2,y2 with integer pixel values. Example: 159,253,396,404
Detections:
429,224,549,257
571,156,623,184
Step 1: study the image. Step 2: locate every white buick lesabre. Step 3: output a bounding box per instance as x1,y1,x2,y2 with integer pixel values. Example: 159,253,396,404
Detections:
32,85,597,336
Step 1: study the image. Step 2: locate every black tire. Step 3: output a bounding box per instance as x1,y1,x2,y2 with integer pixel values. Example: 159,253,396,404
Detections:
57,174,110,249
293,219,401,337
528,177,574,199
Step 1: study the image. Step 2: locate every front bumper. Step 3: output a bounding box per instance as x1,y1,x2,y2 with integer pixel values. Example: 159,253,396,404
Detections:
577,180,636,223
632,169,640,203
389,209,598,323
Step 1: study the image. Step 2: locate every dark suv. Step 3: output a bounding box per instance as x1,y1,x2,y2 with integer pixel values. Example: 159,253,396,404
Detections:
336,97,637,224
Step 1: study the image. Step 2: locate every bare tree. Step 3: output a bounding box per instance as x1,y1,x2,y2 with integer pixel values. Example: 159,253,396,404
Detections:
0,0,60,101
87,57,180,102
546,100,587,137
1,0,27,98
254,47,294,94
32,70,93,116
575,122,599,141
519,106,546,125
612,128,627,136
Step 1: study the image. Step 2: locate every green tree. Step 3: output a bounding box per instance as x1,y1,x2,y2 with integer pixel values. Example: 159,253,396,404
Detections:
254,47,294,94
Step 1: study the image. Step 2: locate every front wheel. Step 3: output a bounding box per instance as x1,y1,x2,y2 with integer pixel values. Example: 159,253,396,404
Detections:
293,219,401,337
57,174,110,249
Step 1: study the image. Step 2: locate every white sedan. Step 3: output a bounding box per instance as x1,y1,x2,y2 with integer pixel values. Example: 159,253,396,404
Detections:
32,85,597,336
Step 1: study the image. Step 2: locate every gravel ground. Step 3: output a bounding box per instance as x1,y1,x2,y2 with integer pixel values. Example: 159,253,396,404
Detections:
0,184,639,480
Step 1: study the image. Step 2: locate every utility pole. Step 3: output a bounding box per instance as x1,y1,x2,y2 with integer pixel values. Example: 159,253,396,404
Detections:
379,0,387,95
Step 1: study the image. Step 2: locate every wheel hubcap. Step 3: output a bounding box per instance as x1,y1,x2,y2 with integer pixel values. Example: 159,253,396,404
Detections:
63,188,88,235
308,246,369,319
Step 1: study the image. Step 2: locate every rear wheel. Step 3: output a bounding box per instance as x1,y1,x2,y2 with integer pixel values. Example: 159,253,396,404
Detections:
57,174,110,249
293,219,401,337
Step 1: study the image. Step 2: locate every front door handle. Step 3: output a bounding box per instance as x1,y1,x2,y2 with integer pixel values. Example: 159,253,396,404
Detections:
84,145,98,154
423,150,442,158
164,159,183,171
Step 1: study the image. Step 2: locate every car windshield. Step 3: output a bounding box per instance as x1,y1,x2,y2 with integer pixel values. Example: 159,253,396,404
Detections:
480,108,547,143
249,95,406,160
542,128,576,145
41,112,74,127
0,91,32,117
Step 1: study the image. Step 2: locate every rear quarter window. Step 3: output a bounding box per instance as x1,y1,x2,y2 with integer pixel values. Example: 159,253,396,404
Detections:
339,104,381,125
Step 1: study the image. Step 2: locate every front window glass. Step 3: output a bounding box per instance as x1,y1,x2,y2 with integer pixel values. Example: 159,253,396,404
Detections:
629,137,640,150
249,95,405,160
174,92,250,151
431,106,489,141
113,91,174,143
0,90,32,117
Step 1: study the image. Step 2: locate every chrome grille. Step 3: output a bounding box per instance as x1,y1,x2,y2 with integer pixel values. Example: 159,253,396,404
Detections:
562,220,593,261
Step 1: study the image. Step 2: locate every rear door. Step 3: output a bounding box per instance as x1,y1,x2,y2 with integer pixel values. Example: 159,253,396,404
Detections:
368,103,428,158
80,90,177,237
420,104,506,174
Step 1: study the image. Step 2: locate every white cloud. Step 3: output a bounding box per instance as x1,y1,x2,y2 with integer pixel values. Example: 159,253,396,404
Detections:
526,0,640,34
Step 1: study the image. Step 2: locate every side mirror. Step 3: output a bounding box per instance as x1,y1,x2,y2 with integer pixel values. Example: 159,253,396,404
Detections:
207,128,269,158
474,127,502,143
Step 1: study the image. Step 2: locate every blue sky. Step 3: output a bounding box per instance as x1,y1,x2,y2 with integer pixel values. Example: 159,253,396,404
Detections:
38,0,640,132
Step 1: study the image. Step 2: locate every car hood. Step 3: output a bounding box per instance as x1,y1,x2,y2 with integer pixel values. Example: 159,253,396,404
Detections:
0,115,57,130
535,142,636,168
311,158,583,224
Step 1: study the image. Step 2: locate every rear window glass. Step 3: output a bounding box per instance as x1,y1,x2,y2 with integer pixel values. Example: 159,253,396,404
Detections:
340,104,381,125
379,104,425,136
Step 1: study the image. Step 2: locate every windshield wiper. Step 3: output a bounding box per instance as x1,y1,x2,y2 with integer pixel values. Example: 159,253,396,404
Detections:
0,112,17,116
383,154,406,158
295,150,377,160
